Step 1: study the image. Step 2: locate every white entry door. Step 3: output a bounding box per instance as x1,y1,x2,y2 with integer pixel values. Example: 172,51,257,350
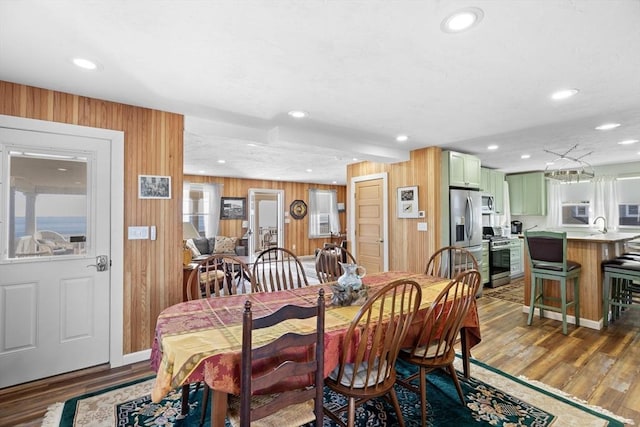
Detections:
0,127,111,388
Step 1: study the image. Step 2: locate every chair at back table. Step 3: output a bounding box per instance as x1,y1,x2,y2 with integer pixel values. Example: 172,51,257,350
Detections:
425,245,478,278
315,243,358,283
524,230,581,335
227,288,325,427
186,254,256,300
397,269,481,427
184,254,255,425
252,247,309,292
323,279,422,427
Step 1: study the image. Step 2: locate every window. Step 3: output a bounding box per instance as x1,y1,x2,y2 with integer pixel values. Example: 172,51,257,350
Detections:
561,202,591,225
7,152,88,258
619,204,640,226
183,182,222,237
617,177,640,228
308,189,341,238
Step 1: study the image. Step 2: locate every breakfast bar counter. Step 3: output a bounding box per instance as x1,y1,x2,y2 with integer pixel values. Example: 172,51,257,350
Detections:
523,231,640,330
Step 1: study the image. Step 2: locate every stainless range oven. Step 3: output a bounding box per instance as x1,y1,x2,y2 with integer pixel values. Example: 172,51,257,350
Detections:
483,226,511,288
488,237,511,287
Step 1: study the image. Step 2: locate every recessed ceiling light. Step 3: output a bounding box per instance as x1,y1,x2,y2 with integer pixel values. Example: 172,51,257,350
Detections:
352,158,359,162
247,143,257,147
306,169,313,173
395,134,409,143
521,154,531,159
57,168,67,171
198,170,205,174
288,110,308,119
618,139,638,145
332,181,337,184
551,89,579,100
217,159,226,164
71,57,99,70
595,123,621,131
441,7,484,33
487,145,498,150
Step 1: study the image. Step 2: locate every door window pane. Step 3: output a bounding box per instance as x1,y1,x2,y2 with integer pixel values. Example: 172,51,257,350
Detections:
8,152,87,258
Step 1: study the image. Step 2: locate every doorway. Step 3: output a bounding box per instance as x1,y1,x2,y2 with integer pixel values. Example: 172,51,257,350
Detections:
0,115,124,388
248,189,284,254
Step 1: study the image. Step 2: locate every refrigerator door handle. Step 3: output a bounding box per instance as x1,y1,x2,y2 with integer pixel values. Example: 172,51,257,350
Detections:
468,195,475,239
464,195,472,239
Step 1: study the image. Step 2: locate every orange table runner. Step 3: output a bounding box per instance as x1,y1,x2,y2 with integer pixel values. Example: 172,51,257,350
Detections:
150,271,481,403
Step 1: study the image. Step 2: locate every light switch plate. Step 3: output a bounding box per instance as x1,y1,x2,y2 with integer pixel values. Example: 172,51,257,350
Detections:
417,222,428,231
128,226,149,240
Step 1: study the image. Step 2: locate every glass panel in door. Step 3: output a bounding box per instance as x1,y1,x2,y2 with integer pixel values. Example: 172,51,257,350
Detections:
7,152,88,259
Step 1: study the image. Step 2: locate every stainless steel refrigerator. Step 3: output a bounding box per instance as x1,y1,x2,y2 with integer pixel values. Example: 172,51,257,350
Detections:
449,188,483,294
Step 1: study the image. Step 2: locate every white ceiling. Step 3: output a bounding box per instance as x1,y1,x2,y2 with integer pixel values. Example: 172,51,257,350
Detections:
1,0,639,185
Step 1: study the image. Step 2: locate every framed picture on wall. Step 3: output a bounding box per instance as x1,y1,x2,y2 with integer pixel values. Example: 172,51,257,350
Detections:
220,197,247,219
397,185,419,218
138,175,171,199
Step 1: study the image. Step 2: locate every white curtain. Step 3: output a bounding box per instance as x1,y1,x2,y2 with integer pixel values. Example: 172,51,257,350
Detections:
203,183,222,237
593,176,618,231
328,190,341,234
308,189,321,236
547,180,562,229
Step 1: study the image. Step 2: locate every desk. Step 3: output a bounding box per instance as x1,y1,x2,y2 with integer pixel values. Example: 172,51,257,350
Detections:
151,271,481,427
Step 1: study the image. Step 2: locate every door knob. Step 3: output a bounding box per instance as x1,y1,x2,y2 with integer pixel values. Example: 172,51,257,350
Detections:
378,239,384,243
87,255,109,272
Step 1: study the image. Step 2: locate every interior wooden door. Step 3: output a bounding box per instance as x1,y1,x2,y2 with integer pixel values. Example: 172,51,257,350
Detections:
354,178,385,273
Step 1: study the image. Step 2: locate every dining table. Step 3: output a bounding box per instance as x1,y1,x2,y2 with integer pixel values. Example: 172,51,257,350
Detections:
150,271,482,427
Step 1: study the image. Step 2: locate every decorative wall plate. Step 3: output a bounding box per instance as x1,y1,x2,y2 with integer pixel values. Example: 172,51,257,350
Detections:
290,199,307,220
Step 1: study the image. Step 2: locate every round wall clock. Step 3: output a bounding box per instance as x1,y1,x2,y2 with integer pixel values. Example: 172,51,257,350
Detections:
290,200,308,220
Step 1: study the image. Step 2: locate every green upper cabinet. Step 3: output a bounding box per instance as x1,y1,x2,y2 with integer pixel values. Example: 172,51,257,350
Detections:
506,172,546,215
448,151,481,189
480,168,505,214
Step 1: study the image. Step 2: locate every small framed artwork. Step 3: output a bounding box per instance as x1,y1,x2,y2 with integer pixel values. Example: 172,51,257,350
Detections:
397,185,419,218
220,197,247,220
139,175,171,199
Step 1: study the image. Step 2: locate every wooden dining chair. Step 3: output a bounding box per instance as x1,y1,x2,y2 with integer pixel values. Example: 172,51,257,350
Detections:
396,269,481,427
183,254,255,424
425,245,478,278
252,247,310,292
185,254,256,300
227,288,325,427
323,279,422,427
315,243,357,283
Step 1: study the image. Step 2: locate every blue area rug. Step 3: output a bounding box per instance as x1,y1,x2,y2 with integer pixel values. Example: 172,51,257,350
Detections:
44,357,627,427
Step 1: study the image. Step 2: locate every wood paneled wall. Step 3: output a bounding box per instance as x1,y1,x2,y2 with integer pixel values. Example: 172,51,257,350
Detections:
0,81,184,354
346,147,443,273
184,175,347,256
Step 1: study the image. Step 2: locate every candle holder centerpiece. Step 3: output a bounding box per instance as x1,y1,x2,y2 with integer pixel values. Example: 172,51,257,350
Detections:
330,263,368,306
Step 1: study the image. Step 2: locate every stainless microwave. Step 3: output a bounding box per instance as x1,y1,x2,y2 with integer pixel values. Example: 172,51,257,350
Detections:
482,194,495,213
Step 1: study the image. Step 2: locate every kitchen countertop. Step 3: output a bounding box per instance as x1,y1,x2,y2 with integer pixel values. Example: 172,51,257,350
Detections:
515,230,640,243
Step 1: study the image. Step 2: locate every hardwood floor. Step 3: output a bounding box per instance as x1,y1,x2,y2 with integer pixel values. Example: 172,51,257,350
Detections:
1,293,638,426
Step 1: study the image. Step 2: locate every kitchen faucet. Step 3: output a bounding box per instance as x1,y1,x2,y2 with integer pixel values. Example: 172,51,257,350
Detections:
593,216,608,234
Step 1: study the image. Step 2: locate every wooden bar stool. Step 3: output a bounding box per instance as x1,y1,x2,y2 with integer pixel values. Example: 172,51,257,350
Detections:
524,231,581,335
602,257,640,326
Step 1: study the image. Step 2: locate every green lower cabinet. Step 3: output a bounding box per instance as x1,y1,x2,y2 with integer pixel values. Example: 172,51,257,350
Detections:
481,241,489,284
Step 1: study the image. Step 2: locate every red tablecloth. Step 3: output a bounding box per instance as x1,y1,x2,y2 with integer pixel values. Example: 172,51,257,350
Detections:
150,271,481,403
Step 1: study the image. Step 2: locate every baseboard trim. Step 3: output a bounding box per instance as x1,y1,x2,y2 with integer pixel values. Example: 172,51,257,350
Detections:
121,349,151,365
522,306,602,330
